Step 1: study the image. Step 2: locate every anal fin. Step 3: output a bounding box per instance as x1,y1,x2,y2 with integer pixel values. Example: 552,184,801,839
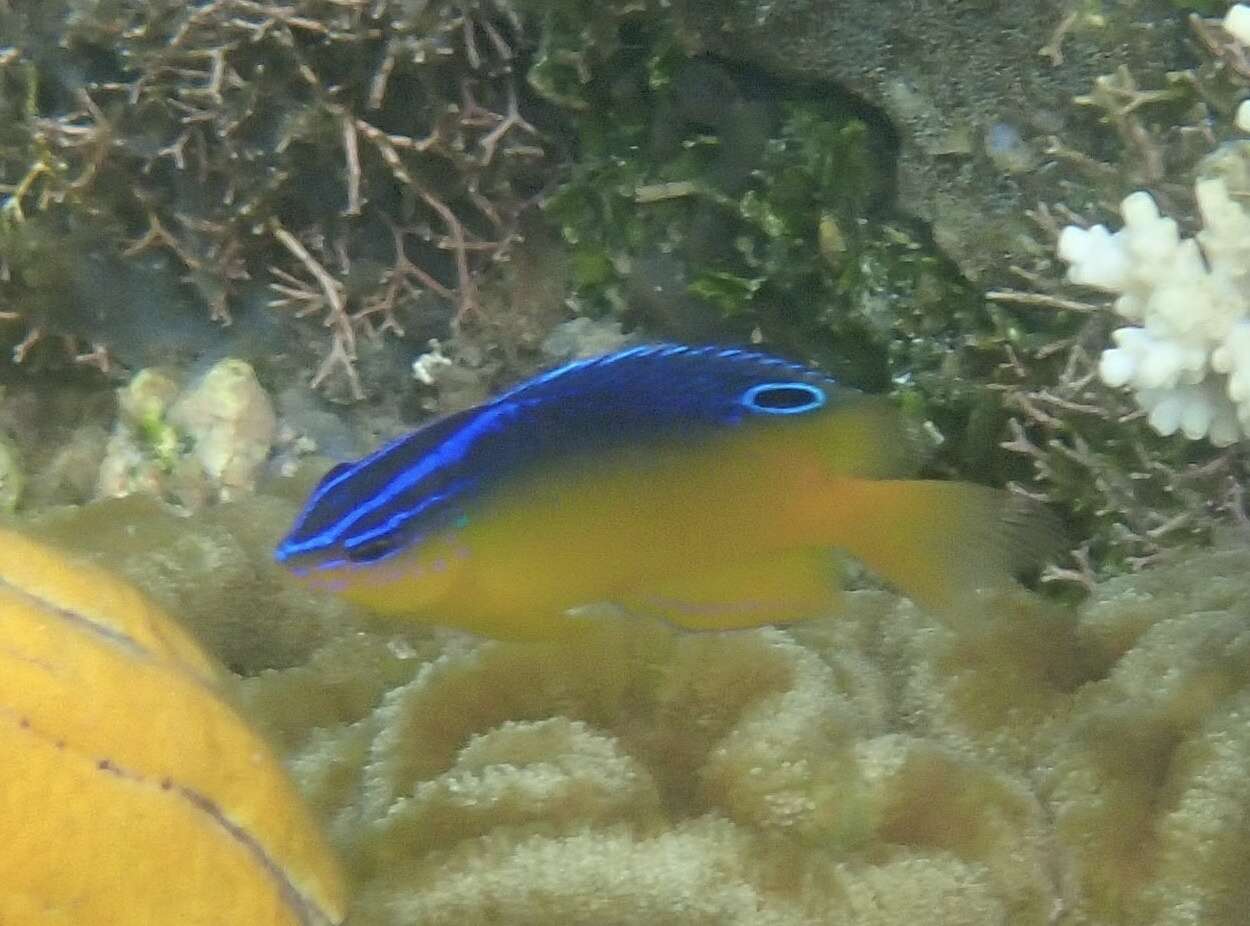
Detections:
618,549,841,631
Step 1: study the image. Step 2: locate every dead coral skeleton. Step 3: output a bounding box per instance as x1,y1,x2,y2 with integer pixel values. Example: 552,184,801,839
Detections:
0,0,547,395
992,274,1228,582
987,47,1250,582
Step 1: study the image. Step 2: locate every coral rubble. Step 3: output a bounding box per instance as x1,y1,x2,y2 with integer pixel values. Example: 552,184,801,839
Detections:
97,359,277,507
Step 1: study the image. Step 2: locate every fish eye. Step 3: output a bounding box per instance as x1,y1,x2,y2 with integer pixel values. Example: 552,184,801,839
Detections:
740,382,826,415
344,536,398,564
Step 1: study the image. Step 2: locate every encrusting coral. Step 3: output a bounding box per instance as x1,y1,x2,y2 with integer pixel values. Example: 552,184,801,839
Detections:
255,619,1057,925
245,553,1250,926
13,494,1250,924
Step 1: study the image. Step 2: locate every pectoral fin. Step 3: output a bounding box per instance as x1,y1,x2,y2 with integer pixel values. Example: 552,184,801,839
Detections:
619,549,841,631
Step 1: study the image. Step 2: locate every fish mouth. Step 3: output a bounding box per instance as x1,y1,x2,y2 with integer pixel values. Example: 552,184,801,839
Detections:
273,536,325,570
273,552,347,592
272,539,297,565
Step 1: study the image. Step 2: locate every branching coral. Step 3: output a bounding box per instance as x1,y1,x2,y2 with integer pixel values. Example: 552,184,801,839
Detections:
0,0,547,395
1048,9,1250,447
1058,173,1250,445
984,8,1250,581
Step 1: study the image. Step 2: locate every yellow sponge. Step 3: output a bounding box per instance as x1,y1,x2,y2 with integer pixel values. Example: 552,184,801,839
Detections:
0,528,345,925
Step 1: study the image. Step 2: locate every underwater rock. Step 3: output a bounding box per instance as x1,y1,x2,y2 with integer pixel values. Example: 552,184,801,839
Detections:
170,359,277,499
676,0,1190,283
30,421,108,506
0,527,345,925
96,422,177,504
983,121,1038,175
274,385,364,465
408,339,495,415
539,317,633,363
0,380,116,509
97,360,277,508
97,367,196,504
117,367,182,428
0,430,22,513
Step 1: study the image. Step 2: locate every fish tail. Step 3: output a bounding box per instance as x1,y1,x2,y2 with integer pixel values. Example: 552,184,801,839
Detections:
821,479,1063,611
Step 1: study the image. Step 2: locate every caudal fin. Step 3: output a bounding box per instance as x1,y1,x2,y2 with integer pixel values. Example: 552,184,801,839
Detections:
824,479,1063,612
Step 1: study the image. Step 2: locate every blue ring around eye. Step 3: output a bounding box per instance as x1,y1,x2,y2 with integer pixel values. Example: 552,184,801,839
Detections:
740,382,827,415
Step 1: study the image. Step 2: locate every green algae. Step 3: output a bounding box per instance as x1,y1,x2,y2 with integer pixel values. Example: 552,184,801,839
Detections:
533,9,1015,478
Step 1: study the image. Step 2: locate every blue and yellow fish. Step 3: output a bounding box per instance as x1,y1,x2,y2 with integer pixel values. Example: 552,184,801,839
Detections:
276,344,1055,640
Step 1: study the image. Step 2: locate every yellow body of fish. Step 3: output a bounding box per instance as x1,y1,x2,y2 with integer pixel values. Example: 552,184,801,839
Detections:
296,396,1048,641
0,528,345,925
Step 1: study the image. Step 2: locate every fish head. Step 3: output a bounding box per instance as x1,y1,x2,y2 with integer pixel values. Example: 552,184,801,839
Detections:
274,458,471,615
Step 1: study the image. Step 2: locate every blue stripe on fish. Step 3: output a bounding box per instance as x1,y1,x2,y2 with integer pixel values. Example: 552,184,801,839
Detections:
275,343,838,566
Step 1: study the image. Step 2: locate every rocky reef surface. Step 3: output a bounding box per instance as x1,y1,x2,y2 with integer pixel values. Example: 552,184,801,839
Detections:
675,0,1193,285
